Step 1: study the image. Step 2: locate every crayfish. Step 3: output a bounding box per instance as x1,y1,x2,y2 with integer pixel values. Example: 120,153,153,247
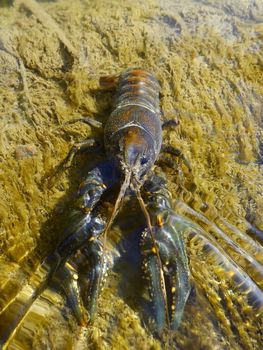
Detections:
0,68,191,347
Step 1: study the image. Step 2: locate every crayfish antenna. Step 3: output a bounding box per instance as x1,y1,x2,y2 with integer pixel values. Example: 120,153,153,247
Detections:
102,170,132,251
98,170,132,296
134,187,170,333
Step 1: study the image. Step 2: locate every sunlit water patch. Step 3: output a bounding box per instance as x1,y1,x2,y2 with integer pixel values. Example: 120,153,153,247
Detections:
0,0,262,349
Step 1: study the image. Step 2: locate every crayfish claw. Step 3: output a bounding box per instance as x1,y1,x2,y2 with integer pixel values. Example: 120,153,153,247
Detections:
53,262,88,326
141,229,167,335
141,173,191,333
80,240,110,323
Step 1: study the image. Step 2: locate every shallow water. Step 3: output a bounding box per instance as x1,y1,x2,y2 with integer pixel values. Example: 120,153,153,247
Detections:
0,0,262,349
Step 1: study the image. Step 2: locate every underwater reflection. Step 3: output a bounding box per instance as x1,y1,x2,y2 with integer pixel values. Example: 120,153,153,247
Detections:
0,196,262,349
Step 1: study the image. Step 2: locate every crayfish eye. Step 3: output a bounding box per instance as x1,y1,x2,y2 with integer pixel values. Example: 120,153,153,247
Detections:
140,156,148,165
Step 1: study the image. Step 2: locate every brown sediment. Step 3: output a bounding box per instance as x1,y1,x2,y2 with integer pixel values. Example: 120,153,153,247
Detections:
0,0,262,349
15,0,78,59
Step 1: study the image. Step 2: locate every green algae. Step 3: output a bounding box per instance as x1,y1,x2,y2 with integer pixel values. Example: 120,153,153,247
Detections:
0,0,262,349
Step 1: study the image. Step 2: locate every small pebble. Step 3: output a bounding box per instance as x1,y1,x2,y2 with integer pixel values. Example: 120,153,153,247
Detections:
14,144,37,160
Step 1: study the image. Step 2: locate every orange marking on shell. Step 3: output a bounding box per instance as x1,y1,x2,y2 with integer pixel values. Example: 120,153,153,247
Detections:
124,129,146,148
99,75,118,89
128,69,152,77
151,246,157,254
120,109,133,123
128,83,148,92
126,76,149,84
79,181,86,190
129,69,146,76
157,214,164,227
